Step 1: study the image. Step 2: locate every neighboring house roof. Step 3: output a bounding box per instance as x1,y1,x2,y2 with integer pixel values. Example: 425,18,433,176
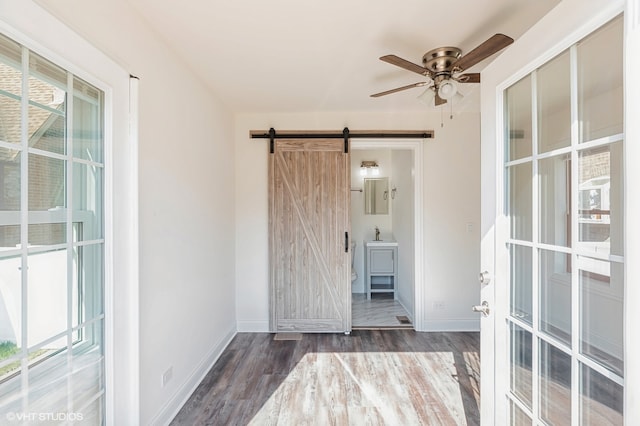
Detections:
1,61,65,163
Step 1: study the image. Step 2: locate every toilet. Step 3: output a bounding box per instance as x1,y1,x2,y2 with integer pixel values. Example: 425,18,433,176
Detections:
351,241,357,282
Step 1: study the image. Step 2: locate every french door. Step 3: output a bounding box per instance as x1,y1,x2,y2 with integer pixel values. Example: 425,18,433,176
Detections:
495,15,625,425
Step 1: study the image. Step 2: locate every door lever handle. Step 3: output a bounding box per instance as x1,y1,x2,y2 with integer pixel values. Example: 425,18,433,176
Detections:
479,271,491,285
472,301,490,317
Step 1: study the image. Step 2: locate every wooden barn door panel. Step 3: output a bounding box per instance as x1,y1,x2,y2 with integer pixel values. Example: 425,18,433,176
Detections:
269,139,350,332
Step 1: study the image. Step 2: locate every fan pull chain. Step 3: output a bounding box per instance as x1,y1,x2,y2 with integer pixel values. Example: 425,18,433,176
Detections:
440,106,444,128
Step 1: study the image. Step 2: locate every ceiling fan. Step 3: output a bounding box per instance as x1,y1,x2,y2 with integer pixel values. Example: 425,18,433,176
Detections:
371,34,514,106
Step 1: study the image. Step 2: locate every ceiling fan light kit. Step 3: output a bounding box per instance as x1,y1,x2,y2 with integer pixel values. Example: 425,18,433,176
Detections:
417,88,435,106
371,33,514,108
437,79,458,100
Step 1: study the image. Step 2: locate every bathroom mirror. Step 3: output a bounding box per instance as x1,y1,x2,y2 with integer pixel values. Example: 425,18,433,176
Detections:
364,177,389,215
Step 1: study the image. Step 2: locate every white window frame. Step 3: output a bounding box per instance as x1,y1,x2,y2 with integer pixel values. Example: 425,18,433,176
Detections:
0,2,139,424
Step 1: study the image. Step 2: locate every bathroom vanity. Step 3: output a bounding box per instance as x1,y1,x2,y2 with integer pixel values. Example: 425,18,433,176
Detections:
364,240,398,300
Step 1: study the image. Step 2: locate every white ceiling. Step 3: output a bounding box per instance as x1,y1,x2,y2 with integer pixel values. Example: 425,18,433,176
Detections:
67,0,564,114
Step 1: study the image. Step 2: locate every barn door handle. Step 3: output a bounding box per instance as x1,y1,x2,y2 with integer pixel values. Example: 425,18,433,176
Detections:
345,232,349,253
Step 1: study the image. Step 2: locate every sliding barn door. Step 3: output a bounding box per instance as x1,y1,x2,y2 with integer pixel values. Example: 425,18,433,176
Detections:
269,139,351,333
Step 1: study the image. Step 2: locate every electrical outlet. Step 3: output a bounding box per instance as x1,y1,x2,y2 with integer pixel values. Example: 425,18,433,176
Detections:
433,301,445,310
162,366,173,387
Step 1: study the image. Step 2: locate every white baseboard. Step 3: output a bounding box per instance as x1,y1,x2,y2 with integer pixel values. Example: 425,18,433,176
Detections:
423,319,480,332
396,297,414,324
237,320,270,332
150,325,236,426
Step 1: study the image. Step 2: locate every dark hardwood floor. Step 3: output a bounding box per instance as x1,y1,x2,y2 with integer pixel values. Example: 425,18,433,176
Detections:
171,330,480,425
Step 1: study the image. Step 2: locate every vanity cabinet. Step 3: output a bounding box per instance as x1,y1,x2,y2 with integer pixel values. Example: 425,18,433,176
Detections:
364,241,398,300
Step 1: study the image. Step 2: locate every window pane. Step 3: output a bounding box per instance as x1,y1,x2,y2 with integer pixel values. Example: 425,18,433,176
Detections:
28,223,66,247
508,163,532,241
580,363,623,425
0,256,22,367
540,340,571,425
73,244,104,327
0,226,20,252
81,395,105,425
28,52,67,107
0,33,22,97
0,65,21,96
0,95,22,145
26,349,68,414
28,153,66,211
510,245,532,324
580,258,623,376
578,143,623,256
27,249,67,348
0,148,21,251
0,375,21,416
0,34,22,145
71,320,104,411
506,75,532,161
539,249,571,345
73,77,103,163
510,323,532,408
29,105,65,155
538,51,571,153
539,154,570,247
578,17,623,142
0,148,20,212
510,399,532,425
73,163,103,241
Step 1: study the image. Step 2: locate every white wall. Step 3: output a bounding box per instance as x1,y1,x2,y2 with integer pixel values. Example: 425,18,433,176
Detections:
391,150,415,319
33,1,237,423
421,115,481,330
235,111,481,332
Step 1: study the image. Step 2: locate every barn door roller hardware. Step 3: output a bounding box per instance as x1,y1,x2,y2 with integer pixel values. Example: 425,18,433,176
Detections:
252,128,434,154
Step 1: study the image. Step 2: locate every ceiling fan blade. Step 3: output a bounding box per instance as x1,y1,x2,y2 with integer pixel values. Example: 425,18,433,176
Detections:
370,82,429,98
435,93,447,106
456,73,480,83
451,34,514,72
380,55,431,76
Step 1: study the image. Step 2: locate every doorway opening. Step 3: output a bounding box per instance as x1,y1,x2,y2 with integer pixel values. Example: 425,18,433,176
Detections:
350,140,424,330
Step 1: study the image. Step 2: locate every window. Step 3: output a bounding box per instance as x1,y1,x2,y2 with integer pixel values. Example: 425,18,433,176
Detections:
0,31,105,421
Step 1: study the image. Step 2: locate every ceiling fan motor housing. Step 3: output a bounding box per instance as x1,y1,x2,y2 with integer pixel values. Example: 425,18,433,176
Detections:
422,47,462,74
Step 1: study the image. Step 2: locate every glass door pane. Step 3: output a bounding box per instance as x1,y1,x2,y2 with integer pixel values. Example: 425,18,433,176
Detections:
510,245,532,324
580,259,623,376
506,76,533,161
578,18,624,142
539,154,570,247
508,163,532,241
580,364,623,425
539,249,571,345
538,51,571,153
578,143,623,257
510,323,533,408
540,340,571,424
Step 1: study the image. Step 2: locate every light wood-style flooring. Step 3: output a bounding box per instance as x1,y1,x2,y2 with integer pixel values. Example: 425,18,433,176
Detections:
171,331,480,425
352,293,412,328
